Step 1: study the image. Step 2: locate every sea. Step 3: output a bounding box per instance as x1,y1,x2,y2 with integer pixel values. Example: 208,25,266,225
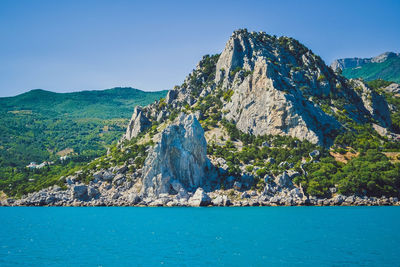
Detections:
0,207,399,266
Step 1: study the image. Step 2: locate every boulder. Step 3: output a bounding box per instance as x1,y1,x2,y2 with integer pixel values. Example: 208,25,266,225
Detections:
233,181,242,190
128,193,141,205
102,171,114,181
93,171,103,180
274,172,294,189
188,188,211,207
212,195,231,206
72,185,88,200
176,188,190,200
113,174,125,186
115,165,128,174
88,186,100,199
241,192,250,199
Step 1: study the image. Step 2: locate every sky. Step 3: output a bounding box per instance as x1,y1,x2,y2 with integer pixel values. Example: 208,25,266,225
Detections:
0,0,399,97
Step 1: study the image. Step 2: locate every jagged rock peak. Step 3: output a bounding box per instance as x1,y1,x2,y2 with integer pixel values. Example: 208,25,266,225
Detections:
124,106,151,140
215,29,346,145
215,28,329,86
125,29,392,147
140,113,211,197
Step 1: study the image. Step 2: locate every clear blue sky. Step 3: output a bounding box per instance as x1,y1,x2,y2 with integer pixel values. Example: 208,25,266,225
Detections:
0,0,399,97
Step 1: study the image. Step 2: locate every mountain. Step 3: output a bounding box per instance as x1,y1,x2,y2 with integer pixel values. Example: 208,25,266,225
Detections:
4,29,400,206
0,87,167,197
331,52,400,83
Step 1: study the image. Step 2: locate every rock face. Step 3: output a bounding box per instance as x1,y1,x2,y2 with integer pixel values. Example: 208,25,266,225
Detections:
211,30,391,146
125,106,151,140
352,79,391,128
140,114,210,196
383,83,400,94
124,30,391,148
214,30,339,145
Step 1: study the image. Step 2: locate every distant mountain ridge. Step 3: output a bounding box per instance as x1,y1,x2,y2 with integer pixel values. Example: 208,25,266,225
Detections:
331,52,400,83
1,87,168,119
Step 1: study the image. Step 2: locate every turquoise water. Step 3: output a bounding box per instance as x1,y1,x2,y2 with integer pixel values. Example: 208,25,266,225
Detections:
0,207,399,266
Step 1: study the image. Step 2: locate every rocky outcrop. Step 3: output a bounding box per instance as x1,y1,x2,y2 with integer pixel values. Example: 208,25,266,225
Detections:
352,79,391,128
211,30,392,145
383,83,400,94
215,30,345,145
140,113,211,197
125,106,151,140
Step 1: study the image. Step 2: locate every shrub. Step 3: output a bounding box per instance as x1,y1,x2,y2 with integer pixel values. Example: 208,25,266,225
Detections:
317,74,326,82
245,165,254,172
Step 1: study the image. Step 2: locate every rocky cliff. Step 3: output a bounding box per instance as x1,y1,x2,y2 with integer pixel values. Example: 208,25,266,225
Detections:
141,114,212,197
153,29,391,146
125,106,151,140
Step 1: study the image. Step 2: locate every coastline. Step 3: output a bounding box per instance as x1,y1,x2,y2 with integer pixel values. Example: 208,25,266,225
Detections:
2,189,399,207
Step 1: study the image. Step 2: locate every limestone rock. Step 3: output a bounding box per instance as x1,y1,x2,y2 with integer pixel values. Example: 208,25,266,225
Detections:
102,171,114,181
72,185,88,200
141,113,210,196
88,186,100,199
212,195,231,206
128,193,141,205
125,106,151,140
274,172,294,189
352,79,391,128
215,29,343,146
383,83,400,94
213,30,391,146
188,188,211,206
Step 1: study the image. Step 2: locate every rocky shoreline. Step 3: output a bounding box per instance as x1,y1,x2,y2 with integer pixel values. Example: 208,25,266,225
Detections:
1,185,399,207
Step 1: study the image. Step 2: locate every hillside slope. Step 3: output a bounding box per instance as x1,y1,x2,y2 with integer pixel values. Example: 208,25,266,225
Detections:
0,87,167,196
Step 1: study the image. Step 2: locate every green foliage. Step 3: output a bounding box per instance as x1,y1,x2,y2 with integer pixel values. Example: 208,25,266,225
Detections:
229,66,242,78
245,165,254,172
0,160,85,197
255,168,267,177
187,54,220,96
300,150,400,198
0,87,166,197
317,74,326,82
223,89,234,102
367,79,393,90
334,151,400,197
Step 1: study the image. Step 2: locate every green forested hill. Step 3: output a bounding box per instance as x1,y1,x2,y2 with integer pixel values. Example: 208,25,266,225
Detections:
0,87,167,196
0,88,166,119
342,56,400,83
332,53,400,83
